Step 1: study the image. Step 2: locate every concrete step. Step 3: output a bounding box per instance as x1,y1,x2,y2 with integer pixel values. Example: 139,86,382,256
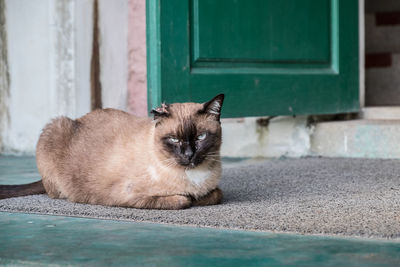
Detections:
221,116,310,158
221,115,400,159
311,119,400,158
360,106,400,120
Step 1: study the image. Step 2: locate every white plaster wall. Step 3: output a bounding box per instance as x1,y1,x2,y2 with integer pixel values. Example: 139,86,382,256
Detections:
0,0,10,152
48,0,77,118
4,0,53,153
74,0,93,117
3,0,91,154
98,0,129,111
1,0,130,154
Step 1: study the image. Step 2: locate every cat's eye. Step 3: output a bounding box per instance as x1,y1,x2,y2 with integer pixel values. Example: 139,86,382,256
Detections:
197,133,207,141
169,137,180,143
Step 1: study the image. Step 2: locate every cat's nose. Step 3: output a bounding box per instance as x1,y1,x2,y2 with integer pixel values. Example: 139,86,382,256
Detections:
184,146,194,159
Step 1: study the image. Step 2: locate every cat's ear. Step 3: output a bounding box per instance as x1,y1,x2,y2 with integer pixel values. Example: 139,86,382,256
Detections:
201,94,224,120
151,103,170,121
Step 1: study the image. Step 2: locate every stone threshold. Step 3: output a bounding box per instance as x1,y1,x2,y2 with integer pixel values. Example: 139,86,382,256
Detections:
221,107,400,159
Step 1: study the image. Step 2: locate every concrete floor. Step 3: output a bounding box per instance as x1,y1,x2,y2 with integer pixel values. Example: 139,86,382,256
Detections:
1,156,400,265
0,156,38,185
1,212,400,266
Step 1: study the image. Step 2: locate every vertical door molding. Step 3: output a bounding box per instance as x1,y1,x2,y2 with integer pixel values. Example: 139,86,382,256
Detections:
146,0,162,112
359,0,365,107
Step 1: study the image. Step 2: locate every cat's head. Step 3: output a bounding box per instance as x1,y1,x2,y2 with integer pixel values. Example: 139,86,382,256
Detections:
151,94,224,169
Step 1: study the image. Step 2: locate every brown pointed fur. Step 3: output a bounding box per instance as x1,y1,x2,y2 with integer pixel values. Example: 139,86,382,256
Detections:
34,100,223,209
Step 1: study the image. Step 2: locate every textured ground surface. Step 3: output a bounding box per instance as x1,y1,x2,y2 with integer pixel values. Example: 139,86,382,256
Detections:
2,212,400,266
1,156,400,239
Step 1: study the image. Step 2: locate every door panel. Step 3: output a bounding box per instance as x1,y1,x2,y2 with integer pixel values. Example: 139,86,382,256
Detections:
193,0,330,63
147,0,359,117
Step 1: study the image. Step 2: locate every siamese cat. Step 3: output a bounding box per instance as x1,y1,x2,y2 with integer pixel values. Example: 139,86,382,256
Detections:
0,94,225,210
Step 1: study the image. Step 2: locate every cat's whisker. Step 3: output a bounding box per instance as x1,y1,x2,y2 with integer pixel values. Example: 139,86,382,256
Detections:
206,156,220,160
162,160,178,169
159,158,174,163
206,159,221,163
159,158,178,167
205,157,221,161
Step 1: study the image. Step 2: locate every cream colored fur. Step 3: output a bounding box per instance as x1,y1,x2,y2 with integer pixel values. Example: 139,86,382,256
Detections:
36,102,223,210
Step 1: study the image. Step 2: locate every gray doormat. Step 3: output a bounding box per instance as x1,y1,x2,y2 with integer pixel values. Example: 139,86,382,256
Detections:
1,158,400,239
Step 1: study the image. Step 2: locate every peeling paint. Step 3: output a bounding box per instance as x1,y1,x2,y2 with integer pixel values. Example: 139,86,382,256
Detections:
254,78,260,87
1,0,129,153
54,0,75,116
0,0,10,152
255,117,275,157
3,0,81,154
51,0,76,117
255,119,269,157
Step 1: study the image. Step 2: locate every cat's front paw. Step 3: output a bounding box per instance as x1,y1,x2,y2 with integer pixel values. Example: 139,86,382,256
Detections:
192,187,223,206
169,195,192,209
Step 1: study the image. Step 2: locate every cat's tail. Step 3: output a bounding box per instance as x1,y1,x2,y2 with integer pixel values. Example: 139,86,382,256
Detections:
0,180,46,199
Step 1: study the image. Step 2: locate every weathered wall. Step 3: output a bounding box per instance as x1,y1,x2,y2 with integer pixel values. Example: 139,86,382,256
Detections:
5,0,59,153
0,0,130,154
128,0,147,117
99,0,129,110
0,0,10,152
74,0,93,117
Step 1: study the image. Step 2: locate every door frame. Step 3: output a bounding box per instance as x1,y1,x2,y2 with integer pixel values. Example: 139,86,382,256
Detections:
358,0,365,108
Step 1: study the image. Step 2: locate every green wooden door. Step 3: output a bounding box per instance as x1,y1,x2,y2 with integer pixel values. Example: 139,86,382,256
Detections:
147,0,359,118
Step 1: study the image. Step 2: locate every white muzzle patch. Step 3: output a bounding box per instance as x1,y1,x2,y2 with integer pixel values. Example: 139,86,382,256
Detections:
185,167,211,186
